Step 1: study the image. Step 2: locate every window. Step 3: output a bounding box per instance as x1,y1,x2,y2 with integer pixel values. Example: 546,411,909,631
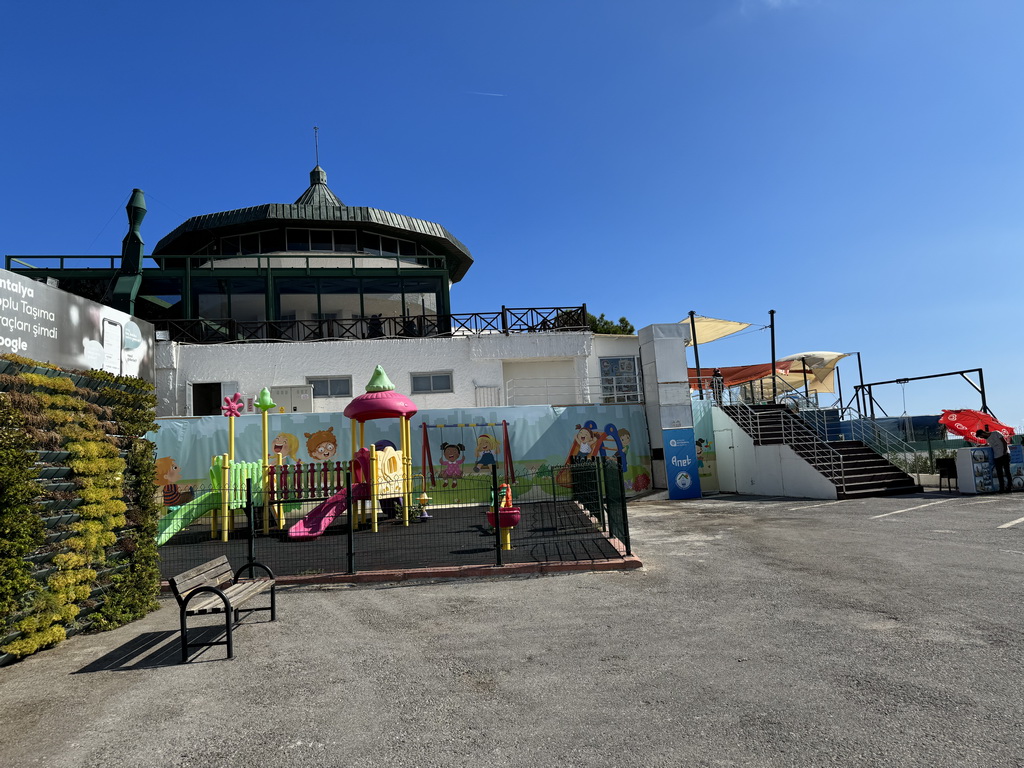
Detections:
308,377,352,399
599,356,641,403
411,371,453,394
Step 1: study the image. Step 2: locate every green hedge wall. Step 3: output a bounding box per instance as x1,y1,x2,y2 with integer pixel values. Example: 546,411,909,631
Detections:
0,354,160,664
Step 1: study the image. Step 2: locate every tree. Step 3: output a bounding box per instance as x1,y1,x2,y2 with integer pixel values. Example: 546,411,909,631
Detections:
587,312,635,335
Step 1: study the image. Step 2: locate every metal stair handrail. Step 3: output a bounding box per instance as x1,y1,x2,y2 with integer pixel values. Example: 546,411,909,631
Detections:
726,402,847,491
800,410,922,484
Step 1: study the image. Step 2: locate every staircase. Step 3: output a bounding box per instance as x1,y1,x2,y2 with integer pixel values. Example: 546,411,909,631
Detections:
722,403,921,499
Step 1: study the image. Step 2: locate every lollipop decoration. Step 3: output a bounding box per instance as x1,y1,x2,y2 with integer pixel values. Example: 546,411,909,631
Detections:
254,387,279,532
221,392,244,461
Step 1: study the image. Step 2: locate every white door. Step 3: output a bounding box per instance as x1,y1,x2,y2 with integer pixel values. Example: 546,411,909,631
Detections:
714,428,738,492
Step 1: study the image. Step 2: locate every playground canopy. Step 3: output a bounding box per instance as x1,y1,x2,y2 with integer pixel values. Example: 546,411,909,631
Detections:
689,351,850,395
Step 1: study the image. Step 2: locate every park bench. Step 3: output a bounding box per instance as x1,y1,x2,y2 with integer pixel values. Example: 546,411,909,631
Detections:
168,555,276,663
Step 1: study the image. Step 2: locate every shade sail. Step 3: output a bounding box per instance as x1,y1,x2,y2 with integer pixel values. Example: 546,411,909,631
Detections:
688,351,850,396
681,315,751,346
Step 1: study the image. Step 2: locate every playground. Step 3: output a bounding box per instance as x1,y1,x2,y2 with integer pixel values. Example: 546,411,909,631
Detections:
154,367,634,581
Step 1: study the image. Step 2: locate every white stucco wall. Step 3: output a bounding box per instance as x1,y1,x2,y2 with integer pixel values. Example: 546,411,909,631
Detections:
711,407,838,499
156,331,593,417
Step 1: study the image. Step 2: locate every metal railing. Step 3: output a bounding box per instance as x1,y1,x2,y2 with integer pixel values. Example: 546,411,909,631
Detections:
726,400,847,490
505,374,644,406
155,306,588,344
800,410,922,483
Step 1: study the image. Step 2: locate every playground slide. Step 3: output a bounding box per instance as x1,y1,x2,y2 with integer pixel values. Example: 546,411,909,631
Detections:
287,489,349,541
156,491,220,546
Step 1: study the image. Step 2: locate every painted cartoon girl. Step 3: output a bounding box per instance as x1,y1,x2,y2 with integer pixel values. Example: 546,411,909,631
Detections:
472,434,500,473
574,424,599,460
154,456,194,506
269,432,300,464
439,442,465,487
304,427,338,462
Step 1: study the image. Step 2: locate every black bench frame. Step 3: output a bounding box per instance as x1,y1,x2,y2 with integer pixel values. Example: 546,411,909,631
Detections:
169,555,277,663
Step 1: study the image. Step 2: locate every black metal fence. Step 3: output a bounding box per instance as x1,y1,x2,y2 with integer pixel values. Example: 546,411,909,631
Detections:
157,459,630,581
153,305,588,345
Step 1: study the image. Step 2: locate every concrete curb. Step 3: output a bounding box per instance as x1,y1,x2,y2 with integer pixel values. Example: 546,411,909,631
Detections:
161,555,643,591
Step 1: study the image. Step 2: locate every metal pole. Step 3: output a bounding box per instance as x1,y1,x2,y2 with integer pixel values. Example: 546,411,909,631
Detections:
688,310,704,399
769,310,777,400
346,468,355,575
245,478,255,577
856,352,865,416
801,356,810,399
835,365,843,415
492,464,503,566
979,368,990,414
618,456,631,556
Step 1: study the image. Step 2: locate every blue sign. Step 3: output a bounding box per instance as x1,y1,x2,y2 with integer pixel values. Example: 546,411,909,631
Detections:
663,428,702,500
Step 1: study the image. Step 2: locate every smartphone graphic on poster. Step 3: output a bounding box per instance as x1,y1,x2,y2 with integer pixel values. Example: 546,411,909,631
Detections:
102,318,123,375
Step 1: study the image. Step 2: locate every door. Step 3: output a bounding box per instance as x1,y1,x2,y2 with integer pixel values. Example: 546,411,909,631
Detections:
714,428,738,493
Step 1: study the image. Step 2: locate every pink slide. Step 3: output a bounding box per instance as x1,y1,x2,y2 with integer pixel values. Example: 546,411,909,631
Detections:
287,489,349,540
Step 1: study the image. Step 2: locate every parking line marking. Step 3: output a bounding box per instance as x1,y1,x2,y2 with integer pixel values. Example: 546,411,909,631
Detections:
788,500,846,511
870,499,954,519
998,516,1024,529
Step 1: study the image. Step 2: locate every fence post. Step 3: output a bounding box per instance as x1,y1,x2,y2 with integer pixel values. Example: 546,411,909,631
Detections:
501,305,509,336
618,458,632,556
492,464,503,566
595,459,607,531
244,478,256,577
346,467,355,575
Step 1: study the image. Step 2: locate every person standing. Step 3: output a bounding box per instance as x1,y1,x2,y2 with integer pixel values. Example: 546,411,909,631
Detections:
984,428,1012,493
711,368,724,405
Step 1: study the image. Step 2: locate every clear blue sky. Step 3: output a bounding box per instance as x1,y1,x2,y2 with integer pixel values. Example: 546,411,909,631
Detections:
3,0,1022,424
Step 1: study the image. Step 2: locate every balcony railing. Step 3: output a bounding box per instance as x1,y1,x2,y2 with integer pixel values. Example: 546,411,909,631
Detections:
505,375,644,406
155,306,588,344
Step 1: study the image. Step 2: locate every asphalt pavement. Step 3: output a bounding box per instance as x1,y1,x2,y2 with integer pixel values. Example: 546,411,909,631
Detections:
1,488,1023,767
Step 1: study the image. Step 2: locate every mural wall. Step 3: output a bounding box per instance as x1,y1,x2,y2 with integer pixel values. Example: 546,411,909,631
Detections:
148,404,653,502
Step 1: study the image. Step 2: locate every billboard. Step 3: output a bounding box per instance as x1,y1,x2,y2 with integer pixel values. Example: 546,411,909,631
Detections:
0,268,155,381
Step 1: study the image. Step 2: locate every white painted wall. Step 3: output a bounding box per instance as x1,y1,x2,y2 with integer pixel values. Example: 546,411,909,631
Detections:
711,406,838,499
155,331,593,417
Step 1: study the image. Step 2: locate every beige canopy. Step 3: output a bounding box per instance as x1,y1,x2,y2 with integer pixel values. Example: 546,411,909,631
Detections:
681,314,751,346
773,351,850,395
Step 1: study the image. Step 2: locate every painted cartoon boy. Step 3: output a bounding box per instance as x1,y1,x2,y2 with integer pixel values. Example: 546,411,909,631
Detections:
304,427,338,462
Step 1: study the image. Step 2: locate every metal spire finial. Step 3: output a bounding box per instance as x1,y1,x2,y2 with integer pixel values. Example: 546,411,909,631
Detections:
314,125,320,167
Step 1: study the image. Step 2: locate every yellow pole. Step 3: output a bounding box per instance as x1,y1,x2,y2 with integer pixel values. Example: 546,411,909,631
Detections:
274,453,285,528
369,445,378,533
261,408,269,533
228,416,235,463
220,453,230,543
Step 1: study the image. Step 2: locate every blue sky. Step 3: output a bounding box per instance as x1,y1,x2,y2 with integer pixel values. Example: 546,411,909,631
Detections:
2,0,1022,424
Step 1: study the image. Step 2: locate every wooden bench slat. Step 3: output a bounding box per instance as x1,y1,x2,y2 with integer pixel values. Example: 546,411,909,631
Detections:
170,555,232,585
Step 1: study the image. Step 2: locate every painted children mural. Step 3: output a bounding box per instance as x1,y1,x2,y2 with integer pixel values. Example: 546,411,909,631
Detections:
154,456,194,506
304,427,338,462
573,424,599,460
438,442,466,487
269,432,301,464
472,434,500,473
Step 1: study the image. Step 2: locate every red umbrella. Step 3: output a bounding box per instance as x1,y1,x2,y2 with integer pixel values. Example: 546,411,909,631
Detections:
938,409,1014,445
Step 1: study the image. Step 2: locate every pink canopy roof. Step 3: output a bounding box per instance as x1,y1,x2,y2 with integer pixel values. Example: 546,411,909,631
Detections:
343,389,418,422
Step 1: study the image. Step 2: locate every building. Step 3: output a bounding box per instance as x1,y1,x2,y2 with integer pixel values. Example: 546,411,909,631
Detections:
5,167,644,419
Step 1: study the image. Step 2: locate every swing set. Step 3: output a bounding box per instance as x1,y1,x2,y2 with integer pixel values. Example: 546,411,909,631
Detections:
420,420,516,486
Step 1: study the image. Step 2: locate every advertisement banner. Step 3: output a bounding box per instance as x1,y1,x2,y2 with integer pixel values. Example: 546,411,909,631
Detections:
663,427,702,499
0,268,155,381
